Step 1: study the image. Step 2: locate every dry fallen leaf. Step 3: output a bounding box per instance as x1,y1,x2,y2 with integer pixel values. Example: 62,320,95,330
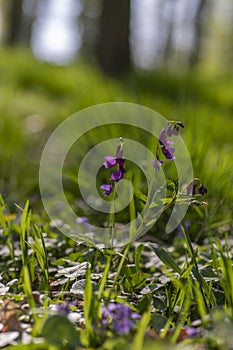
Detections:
0,300,22,333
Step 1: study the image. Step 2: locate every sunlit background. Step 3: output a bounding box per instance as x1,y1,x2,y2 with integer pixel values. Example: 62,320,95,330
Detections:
0,0,232,230
0,0,232,72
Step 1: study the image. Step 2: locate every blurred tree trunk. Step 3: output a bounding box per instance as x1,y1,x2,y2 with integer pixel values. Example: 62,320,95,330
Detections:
1,0,36,46
6,0,24,44
80,0,102,62
96,0,131,75
189,0,208,67
162,0,175,66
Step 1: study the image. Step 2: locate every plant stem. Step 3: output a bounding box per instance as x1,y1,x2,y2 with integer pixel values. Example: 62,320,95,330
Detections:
108,183,117,248
182,224,208,309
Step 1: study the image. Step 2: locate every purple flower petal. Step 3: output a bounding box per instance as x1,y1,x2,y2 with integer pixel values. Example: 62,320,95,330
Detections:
152,159,164,171
159,129,167,144
113,319,133,334
162,147,176,160
100,183,113,196
111,170,124,182
104,156,117,168
185,327,198,337
76,216,89,224
198,184,208,195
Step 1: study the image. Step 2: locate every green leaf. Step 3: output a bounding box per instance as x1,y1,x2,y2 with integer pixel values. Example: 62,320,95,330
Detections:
135,244,144,272
132,308,151,350
137,294,151,314
135,191,147,203
42,315,80,349
83,265,95,346
145,218,157,227
151,313,168,330
153,297,167,312
149,243,182,275
124,271,148,291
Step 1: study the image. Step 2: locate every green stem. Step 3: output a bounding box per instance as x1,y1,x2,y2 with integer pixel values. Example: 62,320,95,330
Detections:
108,183,117,247
113,243,130,290
182,225,208,309
98,254,112,301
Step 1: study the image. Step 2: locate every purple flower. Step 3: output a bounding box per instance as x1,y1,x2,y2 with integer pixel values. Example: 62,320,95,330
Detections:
111,170,124,182
159,130,175,160
112,318,134,334
118,158,126,174
160,144,176,160
177,224,184,238
198,184,208,195
157,121,184,161
100,183,113,196
186,180,197,195
167,123,178,136
100,138,126,196
186,179,208,196
152,158,164,171
104,156,117,168
76,216,89,224
101,302,140,335
185,327,198,337
56,303,71,315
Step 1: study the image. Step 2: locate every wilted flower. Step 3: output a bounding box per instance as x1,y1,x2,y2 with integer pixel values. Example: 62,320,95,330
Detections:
101,302,140,335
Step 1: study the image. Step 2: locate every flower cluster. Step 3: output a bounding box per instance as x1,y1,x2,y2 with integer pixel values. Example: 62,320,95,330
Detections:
100,138,126,196
153,121,184,170
101,302,140,335
186,178,208,196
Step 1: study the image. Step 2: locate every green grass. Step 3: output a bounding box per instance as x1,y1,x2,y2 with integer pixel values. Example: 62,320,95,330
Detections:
0,196,233,349
0,47,233,348
0,49,232,230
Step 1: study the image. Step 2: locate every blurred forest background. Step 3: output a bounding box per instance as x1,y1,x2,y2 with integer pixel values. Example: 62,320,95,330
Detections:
0,0,232,72
0,0,232,239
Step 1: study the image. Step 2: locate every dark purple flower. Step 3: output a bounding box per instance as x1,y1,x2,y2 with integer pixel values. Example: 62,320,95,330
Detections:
186,180,197,195
186,179,208,196
167,123,179,136
198,184,208,195
185,219,191,229
101,302,140,335
100,183,113,196
159,131,175,160
112,319,134,334
161,146,176,160
118,158,126,174
157,121,184,161
100,138,126,195
104,156,117,168
111,170,124,182
177,224,184,238
152,158,164,171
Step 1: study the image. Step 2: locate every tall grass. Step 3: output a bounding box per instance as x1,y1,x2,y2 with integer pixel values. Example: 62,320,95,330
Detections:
0,48,232,239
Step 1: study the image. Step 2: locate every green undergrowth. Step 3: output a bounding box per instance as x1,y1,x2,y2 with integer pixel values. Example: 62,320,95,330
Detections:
0,48,232,236
0,197,233,349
